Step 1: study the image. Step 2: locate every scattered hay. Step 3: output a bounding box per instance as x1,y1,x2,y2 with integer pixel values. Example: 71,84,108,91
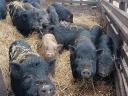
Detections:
51,50,114,96
0,15,23,94
74,14,99,30
0,5,115,96
8,1,24,10
25,33,40,53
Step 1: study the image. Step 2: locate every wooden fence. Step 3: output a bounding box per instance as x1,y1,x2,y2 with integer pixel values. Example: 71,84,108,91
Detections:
54,0,99,5
101,0,128,96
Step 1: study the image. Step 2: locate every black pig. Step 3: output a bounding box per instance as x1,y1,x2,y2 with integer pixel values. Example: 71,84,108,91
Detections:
50,25,85,49
90,25,102,45
69,30,99,79
97,34,114,77
51,3,73,23
22,0,41,8
9,40,55,96
9,1,50,37
47,5,59,25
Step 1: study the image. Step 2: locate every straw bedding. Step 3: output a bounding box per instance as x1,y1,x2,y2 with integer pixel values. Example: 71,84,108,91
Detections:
0,4,115,96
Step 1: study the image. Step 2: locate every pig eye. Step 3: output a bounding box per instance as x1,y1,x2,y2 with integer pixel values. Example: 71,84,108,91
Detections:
77,56,82,59
36,80,47,85
35,63,38,66
42,25,47,29
42,89,46,93
38,18,42,22
45,47,48,51
54,48,57,52
22,13,28,21
23,75,33,79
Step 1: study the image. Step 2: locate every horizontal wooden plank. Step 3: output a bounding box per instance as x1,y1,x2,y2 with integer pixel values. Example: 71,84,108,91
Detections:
114,71,121,96
104,15,119,39
121,72,128,96
121,58,128,84
101,0,128,44
115,0,128,4
55,0,99,5
105,15,111,22
121,49,128,66
121,43,128,65
115,61,126,96
110,23,119,36
104,17,122,56
0,69,7,96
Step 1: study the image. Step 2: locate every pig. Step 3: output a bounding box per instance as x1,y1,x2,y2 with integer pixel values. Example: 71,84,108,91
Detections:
9,40,55,96
22,0,41,8
90,25,103,45
69,30,100,79
40,33,62,75
47,5,59,25
97,34,114,77
8,1,50,37
50,25,85,49
0,0,7,19
51,3,73,23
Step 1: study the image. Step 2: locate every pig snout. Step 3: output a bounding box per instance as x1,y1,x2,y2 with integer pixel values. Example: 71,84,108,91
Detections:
98,69,110,78
47,53,54,58
42,24,48,29
47,53,56,62
81,69,92,78
99,73,108,78
31,25,42,31
39,84,55,96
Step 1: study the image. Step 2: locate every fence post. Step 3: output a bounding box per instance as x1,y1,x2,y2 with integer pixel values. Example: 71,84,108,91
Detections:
80,0,82,5
61,0,64,5
119,1,127,11
70,0,73,5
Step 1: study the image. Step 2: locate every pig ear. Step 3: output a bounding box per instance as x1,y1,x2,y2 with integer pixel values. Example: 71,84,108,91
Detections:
10,62,21,71
9,62,22,78
96,49,103,54
8,4,13,11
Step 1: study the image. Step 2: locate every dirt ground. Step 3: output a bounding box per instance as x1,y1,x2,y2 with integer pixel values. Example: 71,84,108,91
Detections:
0,2,115,96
